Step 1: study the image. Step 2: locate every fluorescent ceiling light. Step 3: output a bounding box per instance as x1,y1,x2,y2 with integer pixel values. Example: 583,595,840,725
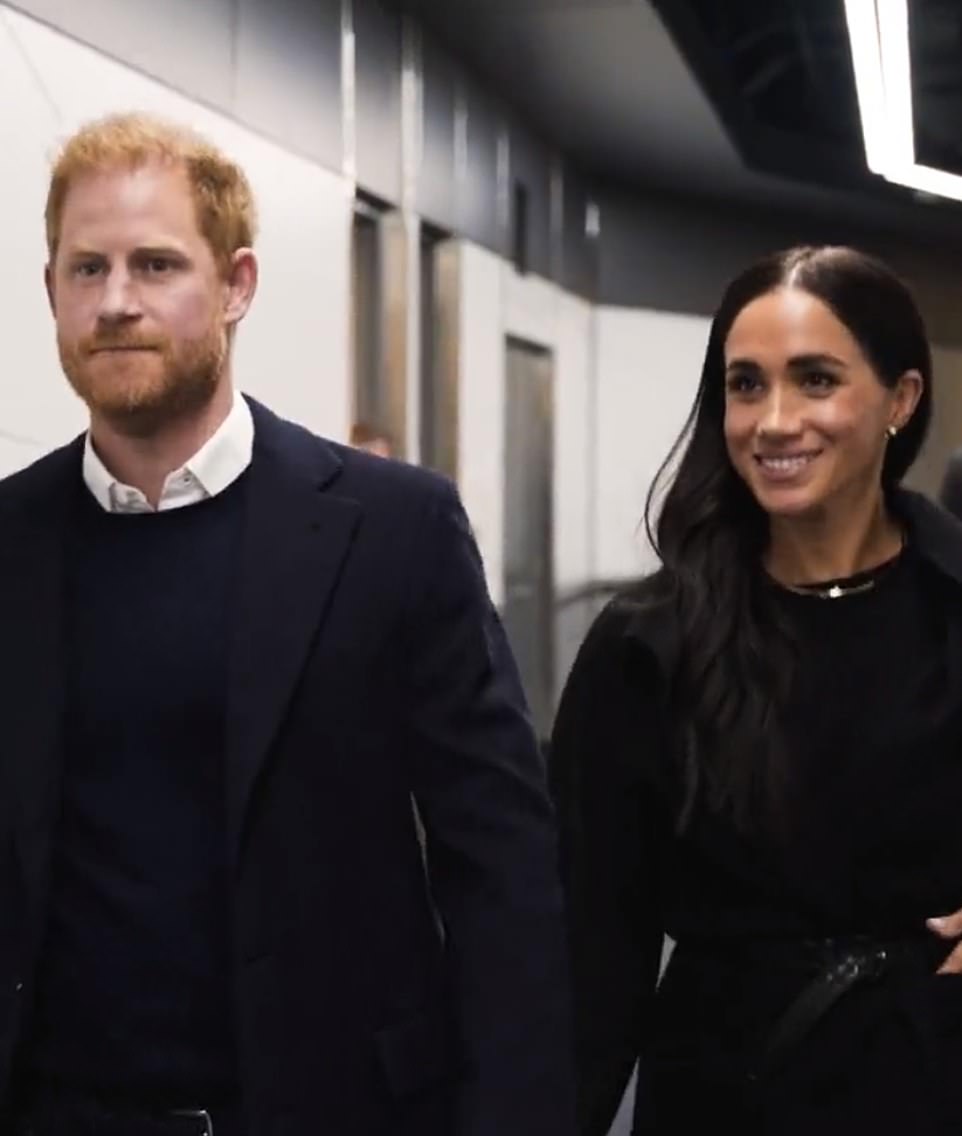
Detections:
844,0,962,203
844,0,892,175
876,0,913,166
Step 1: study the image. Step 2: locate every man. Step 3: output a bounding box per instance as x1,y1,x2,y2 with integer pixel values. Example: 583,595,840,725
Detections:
349,422,393,459
0,113,575,1136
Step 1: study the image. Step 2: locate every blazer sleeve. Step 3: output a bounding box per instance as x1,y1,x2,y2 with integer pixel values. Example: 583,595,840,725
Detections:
399,479,576,1136
549,600,669,1136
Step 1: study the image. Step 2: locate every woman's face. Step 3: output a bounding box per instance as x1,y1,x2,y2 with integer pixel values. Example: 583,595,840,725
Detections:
723,287,921,521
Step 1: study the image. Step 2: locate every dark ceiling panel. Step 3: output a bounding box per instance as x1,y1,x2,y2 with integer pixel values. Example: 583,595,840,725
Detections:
458,76,503,253
654,0,962,217
236,0,343,168
510,121,552,279
599,181,962,346
419,30,457,231
397,0,962,241
651,0,872,194
355,0,403,205
911,0,962,178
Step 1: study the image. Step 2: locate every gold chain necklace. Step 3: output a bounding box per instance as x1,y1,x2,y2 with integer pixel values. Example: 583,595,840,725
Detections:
774,534,906,601
777,576,878,600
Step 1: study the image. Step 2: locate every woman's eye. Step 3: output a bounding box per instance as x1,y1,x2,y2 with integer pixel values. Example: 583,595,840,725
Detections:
803,371,837,392
726,373,762,394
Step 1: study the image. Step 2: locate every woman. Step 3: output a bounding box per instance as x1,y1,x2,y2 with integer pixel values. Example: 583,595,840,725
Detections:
551,245,962,1135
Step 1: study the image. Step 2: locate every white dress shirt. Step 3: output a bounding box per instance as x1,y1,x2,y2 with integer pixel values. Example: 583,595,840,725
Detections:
82,395,255,514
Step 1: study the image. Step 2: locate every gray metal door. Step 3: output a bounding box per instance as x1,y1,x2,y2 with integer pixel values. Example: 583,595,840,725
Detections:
350,205,382,429
502,337,555,739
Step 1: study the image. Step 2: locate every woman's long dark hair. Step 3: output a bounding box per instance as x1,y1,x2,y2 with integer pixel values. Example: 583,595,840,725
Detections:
646,246,933,831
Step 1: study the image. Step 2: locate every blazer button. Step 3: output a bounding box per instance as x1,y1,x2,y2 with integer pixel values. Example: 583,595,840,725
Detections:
13,982,23,994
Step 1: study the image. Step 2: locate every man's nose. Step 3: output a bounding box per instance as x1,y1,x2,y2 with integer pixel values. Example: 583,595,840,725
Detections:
96,265,142,324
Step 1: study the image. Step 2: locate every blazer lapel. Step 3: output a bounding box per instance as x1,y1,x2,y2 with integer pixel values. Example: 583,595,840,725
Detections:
226,414,360,863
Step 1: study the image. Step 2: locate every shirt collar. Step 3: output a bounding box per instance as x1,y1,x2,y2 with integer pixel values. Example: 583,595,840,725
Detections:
82,393,255,513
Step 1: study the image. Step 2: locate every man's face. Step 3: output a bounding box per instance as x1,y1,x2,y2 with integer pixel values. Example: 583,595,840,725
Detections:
48,162,232,437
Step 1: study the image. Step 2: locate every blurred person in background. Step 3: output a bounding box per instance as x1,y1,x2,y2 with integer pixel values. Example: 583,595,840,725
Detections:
349,421,393,459
552,245,962,1135
0,112,575,1136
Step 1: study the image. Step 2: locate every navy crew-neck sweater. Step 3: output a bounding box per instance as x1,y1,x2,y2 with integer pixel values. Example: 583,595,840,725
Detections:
25,474,247,1103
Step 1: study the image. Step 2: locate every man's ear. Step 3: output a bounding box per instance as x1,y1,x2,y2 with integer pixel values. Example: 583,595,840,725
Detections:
45,262,56,317
224,248,258,326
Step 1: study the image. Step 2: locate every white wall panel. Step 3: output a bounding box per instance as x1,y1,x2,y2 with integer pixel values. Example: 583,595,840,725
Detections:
457,246,596,604
235,0,344,169
0,6,86,451
594,305,710,578
503,265,558,347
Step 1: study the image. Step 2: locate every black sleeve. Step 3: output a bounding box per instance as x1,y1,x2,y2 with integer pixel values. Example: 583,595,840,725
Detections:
549,601,669,1136
401,479,577,1136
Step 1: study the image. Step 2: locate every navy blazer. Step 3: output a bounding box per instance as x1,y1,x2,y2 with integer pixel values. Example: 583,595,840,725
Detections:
0,397,576,1136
